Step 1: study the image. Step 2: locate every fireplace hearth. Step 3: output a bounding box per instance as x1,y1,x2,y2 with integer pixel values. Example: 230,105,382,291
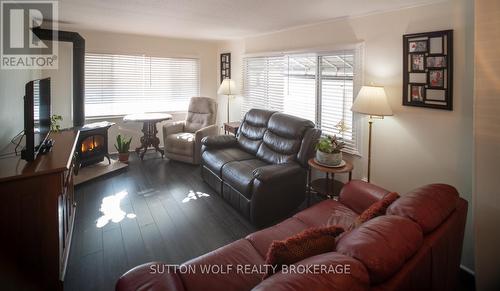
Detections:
75,121,115,175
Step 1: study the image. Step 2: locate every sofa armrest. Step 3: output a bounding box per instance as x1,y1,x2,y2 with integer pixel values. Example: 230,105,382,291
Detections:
163,121,185,137
116,262,185,291
201,134,238,149
194,124,218,164
339,180,390,214
251,163,307,227
253,163,303,182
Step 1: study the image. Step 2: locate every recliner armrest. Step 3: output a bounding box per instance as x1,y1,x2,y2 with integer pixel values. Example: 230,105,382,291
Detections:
201,135,238,148
253,163,303,182
163,121,185,137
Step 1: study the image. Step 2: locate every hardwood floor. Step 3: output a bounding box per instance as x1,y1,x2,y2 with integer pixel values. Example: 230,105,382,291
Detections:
64,152,256,291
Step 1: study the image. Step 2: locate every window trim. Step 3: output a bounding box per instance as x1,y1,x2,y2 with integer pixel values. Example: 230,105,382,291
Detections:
242,44,364,156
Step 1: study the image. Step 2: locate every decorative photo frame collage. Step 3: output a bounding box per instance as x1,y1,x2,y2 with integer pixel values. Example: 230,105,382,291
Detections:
403,30,453,110
220,53,231,83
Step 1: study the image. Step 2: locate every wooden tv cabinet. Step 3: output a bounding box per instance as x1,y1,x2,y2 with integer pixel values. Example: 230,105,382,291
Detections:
0,129,79,291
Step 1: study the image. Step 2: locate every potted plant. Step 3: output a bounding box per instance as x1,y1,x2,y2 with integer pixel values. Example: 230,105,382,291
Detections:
50,114,63,132
315,135,345,166
114,134,132,163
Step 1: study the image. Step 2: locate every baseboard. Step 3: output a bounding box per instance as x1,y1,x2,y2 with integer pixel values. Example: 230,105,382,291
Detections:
459,265,476,290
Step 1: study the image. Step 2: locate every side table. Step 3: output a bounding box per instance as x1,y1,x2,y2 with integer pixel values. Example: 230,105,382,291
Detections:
307,158,353,206
224,121,241,135
123,113,173,160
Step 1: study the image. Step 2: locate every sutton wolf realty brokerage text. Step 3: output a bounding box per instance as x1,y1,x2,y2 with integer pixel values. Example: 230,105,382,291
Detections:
149,263,352,275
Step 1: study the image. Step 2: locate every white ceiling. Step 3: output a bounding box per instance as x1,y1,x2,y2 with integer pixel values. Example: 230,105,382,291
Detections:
55,0,444,40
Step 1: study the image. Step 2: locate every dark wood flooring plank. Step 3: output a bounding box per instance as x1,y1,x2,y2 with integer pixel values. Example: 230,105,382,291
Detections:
102,227,128,291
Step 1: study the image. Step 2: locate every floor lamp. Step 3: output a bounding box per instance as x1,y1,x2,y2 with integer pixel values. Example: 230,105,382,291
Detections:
351,85,393,183
218,79,238,123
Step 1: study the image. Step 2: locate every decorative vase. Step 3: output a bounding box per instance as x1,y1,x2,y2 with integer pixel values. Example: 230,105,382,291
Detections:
118,152,130,163
316,150,342,166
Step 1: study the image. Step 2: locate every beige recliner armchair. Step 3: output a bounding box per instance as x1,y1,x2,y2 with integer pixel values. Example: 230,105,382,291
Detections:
163,97,218,164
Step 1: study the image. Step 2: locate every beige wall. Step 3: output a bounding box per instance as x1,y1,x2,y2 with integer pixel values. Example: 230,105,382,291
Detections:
223,0,475,271
0,69,41,154
42,29,220,153
474,0,500,289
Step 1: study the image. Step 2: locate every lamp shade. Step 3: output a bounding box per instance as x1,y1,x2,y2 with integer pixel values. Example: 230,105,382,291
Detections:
351,85,393,116
218,79,238,95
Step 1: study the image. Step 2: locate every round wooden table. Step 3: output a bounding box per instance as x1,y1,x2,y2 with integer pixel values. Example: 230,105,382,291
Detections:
123,113,172,160
307,158,353,205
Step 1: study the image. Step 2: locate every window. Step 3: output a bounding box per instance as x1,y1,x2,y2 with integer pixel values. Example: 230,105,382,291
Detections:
85,53,199,117
242,49,362,154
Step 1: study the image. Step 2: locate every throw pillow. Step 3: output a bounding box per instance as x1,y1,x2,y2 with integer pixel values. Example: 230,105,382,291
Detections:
350,192,400,229
263,225,344,279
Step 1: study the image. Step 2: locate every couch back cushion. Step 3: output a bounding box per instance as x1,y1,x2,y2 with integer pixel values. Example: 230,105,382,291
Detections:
256,112,315,164
185,97,217,133
386,184,459,234
238,109,276,154
336,215,423,285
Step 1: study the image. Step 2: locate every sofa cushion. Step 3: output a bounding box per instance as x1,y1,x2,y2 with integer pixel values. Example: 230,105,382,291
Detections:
293,199,358,229
165,132,195,157
339,180,390,214
116,262,185,291
253,252,370,291
256,113,315,164
387,184,459,234
246,217,310,258
180,239,264,291
263,225,344,278
237,109,275,154
202,148,255,176
351,192,400,229
336,215,423,284
222,159,268,198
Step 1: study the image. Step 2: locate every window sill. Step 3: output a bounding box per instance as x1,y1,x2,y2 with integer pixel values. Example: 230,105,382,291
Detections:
85,111,186,121
342,148,362,158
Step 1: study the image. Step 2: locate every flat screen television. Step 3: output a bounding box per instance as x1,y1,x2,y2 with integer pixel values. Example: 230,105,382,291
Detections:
21,78,51,162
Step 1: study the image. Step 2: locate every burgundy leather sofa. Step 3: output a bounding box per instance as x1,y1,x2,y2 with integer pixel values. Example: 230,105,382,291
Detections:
116,180,468,291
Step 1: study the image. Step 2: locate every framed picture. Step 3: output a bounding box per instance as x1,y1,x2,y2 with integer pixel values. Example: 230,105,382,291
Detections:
411,85,425,102
409,40,427,53
403,30,453,110
426,55,446,68
411,54,425,72
429,69,444,88
220,53,231,83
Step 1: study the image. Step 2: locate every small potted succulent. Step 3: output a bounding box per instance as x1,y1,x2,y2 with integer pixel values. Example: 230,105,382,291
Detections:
315,135,345,166
114,134,132,163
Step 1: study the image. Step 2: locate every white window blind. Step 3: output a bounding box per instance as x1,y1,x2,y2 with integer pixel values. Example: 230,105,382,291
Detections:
85,53,199,117
242,49,361,154
319,52,359,153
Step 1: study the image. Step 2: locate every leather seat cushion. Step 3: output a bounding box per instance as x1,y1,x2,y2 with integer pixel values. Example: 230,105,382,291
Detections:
202,147,255,176
222,159,269,198
246,217,310,258
293,199,358,230
180,239,264,291
165,132,195,156
336,215,423,284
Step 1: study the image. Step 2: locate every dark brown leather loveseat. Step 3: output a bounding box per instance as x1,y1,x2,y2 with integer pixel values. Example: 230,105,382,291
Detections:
200,109,321,227
116,180,468,291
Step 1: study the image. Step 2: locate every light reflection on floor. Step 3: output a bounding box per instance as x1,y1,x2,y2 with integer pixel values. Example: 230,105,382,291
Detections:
182,190,210,203
96,190,136,228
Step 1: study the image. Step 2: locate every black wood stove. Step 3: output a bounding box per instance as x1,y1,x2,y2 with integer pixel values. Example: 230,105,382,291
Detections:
75,121,115,175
